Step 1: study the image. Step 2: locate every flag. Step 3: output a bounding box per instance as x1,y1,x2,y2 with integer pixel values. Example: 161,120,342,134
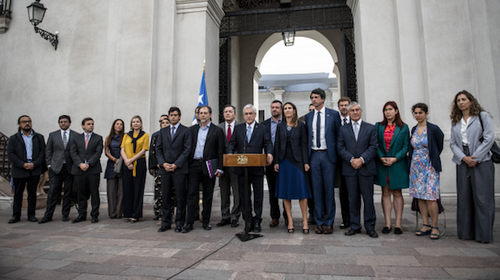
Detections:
192,69,208,125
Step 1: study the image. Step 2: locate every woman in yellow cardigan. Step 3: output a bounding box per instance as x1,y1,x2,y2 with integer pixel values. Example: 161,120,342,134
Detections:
375,101,410,235
120,115,149,223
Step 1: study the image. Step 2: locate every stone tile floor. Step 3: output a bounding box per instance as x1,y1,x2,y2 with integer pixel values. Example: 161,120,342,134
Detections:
1,197,499,279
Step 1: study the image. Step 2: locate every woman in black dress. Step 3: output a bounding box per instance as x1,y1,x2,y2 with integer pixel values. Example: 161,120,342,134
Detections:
274,102,311,233
104,119,125,219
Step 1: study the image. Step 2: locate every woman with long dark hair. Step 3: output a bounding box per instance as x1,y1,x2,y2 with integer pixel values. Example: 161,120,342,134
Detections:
120,115,149,223
104,119,125,219
375,101,409,235
273,102,311,234
450,90,495,243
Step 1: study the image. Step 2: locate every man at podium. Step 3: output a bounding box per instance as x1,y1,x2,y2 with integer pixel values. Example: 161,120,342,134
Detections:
228,104,273,232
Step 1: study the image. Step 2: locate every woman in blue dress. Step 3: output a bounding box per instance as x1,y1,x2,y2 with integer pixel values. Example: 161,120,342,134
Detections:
104,119,125,219
274,102,311,234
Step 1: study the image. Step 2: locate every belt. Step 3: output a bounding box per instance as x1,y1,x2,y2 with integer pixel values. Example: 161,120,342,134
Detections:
312,149,327,152
193,158,204,162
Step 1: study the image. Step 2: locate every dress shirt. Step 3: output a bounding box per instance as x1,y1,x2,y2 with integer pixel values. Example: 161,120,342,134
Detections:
270,116,282,146
312,107,327,150
340,115,350,126
194,122,210,159
350,119,365,164
21,130,34,161
225,120,236,136
460,117,470,145
60,129,70,142
246,121,256,141
170,123,180,137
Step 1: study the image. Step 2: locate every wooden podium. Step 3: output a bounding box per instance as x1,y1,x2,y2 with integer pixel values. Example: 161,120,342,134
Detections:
223,154,267,242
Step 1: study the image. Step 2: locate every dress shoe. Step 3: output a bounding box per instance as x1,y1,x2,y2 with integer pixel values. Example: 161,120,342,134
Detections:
203,224,212,231
382,227,392,234
315,225,324,234
158,225,171,232
8,217,20,224
367,230,379,238
253,223,261,232
62,216,70,222
216,219,231,227
175,226,183,233
245,222,254,232
394,227,403,235
72,216,86,223
339,223,349,229
91,218,99,223
38,217,52,224
231,220,239,227
345,228,361,236
269,219,279,227
27,217,38,222
323,225,334,234
181,224,193,233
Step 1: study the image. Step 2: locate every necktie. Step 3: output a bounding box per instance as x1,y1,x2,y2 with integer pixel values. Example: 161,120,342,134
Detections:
227,125,232,143
343,118,347,125
353,122,359,141
316,111,321,148
85,134,89,149
62,131,68,148
171,126,176,140
247,125,252,142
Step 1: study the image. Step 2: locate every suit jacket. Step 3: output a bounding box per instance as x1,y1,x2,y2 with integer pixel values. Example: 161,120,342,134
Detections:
46,129,76,174
273,121,309,165
218,120,240,148
155,124,192,175
188,123,225,171
7,130,46,178
227,122,273,176
374,123,409,188
410,122,444,172
304,107,341,163
69,132,103,175
337,120,378,177
450,111,494,165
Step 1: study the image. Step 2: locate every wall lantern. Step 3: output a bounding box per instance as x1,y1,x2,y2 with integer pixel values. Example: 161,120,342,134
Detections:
0,0,13,34
27,0,58,50
282,31,295,47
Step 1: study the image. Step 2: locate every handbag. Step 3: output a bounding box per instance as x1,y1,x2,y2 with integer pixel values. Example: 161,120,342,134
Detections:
113,156,123,174
478,113,500,163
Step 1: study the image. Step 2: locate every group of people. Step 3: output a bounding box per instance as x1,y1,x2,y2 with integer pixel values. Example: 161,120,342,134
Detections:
7,89,496,243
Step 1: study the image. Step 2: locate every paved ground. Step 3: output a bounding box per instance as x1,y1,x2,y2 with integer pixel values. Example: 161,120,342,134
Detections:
1,196,499,280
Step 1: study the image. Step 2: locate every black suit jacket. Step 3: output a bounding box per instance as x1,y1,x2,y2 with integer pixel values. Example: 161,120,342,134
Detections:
46,129,76,174
188,123,225,171
155,124,192,175
7,130,46,178
337,121,378,177
227,122,273,176
273,121,309,165
69,132,103,175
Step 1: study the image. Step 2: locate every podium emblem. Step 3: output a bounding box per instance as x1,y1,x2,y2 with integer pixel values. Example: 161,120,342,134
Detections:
237,155,248,165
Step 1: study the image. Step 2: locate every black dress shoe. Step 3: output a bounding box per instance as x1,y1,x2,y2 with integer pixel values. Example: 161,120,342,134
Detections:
175,226,183,233
216,219,230,227
38,217,52,224
27,217,38,222
158,225,171,232
315,225,324,234
394,227,403,235
181,224,193,233
340,223,350,229
62,216,70,222
231,220,239,227
91,218,99,223
345,229,362,236
367,230,379,238
72,216,86,223
253,223,261,233
203,224,212,230
382,227,392,234
8,217,20,224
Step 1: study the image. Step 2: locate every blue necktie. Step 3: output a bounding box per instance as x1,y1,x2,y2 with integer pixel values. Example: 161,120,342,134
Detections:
247,125,252,142
316,111,321,148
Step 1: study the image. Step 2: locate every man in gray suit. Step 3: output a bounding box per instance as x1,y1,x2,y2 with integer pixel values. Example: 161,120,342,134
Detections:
216,104,240,228
39,115,76,224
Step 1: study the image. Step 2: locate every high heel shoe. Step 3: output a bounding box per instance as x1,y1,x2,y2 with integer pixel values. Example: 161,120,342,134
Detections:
287,228,294,233
303,228,309,234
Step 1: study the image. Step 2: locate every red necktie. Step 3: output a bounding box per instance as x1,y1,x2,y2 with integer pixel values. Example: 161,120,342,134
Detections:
227,125,232,142
85,134,89,149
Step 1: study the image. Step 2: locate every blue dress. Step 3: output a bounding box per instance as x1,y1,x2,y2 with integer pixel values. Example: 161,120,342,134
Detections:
275,128,311,200
104,134,122,179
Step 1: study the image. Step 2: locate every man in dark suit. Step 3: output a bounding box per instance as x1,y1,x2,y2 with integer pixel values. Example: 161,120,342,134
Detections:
337,102,379,238
70,117,103,223
7,115,46,224
217,104,240,228
183,105,225,233
156,107,192,233
39,115,76,224
304,88,341,234
228,104,273,232
262,100,284,228
337,97,352,229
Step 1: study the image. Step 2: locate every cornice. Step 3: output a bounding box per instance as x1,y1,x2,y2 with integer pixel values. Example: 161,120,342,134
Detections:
176,0,225,27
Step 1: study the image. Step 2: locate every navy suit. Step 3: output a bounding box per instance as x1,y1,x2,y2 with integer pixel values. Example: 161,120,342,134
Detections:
228,122,273,226
304,108,340,226
155,124,192,228
337,120,378,231
262,118,284,221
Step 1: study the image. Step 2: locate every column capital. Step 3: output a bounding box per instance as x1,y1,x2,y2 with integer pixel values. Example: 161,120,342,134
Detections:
176,0,224,27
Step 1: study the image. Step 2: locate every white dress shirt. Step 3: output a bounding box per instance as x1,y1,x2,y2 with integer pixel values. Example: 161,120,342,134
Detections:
312,107,327,150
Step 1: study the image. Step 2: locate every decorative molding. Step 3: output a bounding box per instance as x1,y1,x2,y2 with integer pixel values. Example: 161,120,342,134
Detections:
346,0,358,17
176,0,225,27
253,67,262,83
